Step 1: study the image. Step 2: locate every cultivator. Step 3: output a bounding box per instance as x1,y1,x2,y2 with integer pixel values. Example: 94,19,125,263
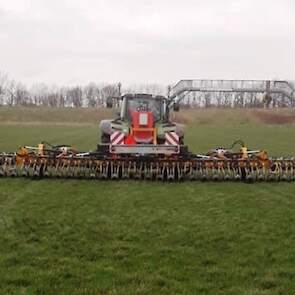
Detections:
0,142,294,181
0,93,293,182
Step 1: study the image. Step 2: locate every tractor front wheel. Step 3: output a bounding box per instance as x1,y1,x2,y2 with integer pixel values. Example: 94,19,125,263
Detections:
101,133,110,144
179,136,184,145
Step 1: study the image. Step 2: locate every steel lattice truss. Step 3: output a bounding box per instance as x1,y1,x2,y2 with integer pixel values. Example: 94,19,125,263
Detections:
170,80,295,107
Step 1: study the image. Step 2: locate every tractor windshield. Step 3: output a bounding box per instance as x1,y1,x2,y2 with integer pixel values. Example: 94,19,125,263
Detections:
127,98,162,121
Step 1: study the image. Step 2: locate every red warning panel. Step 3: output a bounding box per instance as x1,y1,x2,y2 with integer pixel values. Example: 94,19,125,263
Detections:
131,111,154,143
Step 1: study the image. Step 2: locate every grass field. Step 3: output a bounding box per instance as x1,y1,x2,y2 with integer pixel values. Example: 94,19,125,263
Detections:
1,107,295,294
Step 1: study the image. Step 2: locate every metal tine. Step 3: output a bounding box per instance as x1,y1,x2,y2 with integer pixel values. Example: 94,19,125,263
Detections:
21,163,30,177
134,162,143,180
149,162,157,180
125,162,130,179
91,161,99,179
111,162,119,179
178,162,185,181
88,160,96,179
224,165,232,181
188,163,195,180
282,160,291,181
143,162,152,180
101,161,109,179
0,158,5,177
78,161,86,179
130,161,136,179
121,161,129,179
167,163,175,181
66,161,75,178
156,163,165,181
83,161,91,179
88,161,97,179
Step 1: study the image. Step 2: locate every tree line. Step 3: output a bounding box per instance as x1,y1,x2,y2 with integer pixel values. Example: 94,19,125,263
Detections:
1,71,293,108
0,71,165,107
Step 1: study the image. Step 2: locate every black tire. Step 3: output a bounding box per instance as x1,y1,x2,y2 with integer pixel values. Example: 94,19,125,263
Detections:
180,145,189,156
157,137,165,144
179,136,184,145
101,133,110,144
241,168,246,182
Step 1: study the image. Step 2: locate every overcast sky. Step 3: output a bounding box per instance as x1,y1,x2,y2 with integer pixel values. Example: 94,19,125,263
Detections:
0,0,294,86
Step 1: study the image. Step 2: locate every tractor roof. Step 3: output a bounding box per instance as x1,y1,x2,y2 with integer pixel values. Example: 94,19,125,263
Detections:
123,93,166,100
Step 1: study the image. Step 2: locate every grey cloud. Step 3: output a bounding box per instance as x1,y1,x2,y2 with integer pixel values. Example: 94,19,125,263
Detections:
0,0,294,86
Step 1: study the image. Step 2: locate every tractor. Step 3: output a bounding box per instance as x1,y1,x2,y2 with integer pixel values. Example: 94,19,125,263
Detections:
99,93,185,155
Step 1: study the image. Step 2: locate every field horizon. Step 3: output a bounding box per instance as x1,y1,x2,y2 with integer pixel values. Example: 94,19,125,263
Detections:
1,106,295,125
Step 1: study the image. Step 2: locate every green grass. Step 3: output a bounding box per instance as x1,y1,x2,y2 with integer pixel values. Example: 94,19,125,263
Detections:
185,123,295,157
1,181,295,294
0,108,295,294
0,124,97,152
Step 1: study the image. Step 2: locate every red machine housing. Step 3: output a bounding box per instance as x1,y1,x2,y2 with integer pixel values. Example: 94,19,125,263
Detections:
129,111,155,144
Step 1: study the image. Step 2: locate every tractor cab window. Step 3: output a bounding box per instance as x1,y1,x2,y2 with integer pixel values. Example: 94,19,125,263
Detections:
127,98,162,121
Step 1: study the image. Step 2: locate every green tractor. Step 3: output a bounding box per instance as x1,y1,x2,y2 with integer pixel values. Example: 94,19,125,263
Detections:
99,93,185,155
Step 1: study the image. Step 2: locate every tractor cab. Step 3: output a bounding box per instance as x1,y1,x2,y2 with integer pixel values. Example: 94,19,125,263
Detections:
120,94,167,123
117,94,167,144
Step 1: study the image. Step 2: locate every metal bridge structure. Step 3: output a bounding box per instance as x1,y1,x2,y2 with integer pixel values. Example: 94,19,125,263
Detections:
170,80,295,108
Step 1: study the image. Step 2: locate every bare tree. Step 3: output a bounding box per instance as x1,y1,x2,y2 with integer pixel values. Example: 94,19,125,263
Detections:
100,84,120,106
84,83,99,107
58,87,67,107
67,87,83,108
6,79,17,106
15,83,31,106
0,71,9,105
